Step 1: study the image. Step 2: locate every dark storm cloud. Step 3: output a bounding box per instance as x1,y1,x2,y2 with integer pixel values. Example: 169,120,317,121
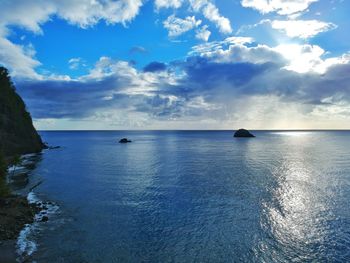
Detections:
180,56,276,93
303,63,350,103
143,61,167,72
17,76,125,118
133,95,184,118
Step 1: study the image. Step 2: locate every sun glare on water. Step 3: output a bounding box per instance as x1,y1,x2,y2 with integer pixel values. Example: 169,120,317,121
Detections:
274,131,312,137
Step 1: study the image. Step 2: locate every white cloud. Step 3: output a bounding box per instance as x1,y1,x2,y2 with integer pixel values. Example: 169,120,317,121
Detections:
271,20,337,38
190,36,254,55
56,0,143,27
0,37,41,79
195,25,211,41
274,44,350,74
68,57,87,70
84,57,135,80
196,42,285,65
190,0,232,34
0,0,54,34
155,0,184,9
274,44,324,73
192,38,349,75
82,56,180,96
202,2,232,34
241,0,318,16
155,0,232,34
236,18,337,40
163,15,202,37
0,0,143,32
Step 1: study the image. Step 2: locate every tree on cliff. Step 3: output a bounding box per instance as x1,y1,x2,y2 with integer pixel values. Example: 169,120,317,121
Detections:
0,67,45,156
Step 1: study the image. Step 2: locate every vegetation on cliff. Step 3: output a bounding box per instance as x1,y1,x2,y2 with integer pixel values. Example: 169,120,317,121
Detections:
0,66,44,157
0,152,9,197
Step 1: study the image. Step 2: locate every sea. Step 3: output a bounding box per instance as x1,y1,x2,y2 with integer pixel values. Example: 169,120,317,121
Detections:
13,130,350,262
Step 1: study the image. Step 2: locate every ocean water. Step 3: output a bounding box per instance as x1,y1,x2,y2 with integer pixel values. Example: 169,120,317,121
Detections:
23,131,350,262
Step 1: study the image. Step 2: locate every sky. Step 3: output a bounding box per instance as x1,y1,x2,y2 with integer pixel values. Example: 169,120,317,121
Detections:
0,0,350,130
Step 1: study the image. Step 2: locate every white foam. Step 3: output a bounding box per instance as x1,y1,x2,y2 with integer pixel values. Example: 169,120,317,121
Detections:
27,191,40,204
16,191,59,261
20,153,36,158
7,165,26,173
7,153,36,173
17,224,37,257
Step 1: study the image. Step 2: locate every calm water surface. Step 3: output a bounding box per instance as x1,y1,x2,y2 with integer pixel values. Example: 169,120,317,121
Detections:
26,131,350,262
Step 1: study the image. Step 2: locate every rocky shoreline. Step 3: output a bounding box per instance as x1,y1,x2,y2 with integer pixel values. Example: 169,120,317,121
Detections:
0,195,39,262
0,196,39,240
0,154,45,262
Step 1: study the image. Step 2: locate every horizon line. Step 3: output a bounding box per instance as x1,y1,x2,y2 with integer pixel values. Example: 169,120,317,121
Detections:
37,129,350,132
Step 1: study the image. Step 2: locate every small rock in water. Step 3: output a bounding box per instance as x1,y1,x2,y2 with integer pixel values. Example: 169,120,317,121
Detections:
48,146,61,149
41,216,49,222
119,138,132,143
233,129,255,138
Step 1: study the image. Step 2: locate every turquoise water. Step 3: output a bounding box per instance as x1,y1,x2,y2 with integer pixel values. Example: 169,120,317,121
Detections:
25,131,350,262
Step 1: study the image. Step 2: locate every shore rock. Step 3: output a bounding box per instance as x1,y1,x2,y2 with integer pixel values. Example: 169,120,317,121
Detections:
119,138,132,143
233,129,255,138
48,146,61,150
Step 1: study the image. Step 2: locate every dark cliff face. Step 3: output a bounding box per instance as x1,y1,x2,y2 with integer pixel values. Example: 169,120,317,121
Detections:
0,67,44,156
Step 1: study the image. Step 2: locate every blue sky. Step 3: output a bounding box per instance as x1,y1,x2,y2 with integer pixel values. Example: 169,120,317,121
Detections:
0,0,350,130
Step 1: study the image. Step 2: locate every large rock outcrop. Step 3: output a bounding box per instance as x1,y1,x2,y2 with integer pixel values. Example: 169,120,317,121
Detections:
0,67,45,156
233,129,255,138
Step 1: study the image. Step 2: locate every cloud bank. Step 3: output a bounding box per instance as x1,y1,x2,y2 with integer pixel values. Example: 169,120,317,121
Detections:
14,39,350,129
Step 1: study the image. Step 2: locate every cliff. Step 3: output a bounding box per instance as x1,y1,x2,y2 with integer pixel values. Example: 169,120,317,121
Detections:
0,67,44,262
0,67,45,156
